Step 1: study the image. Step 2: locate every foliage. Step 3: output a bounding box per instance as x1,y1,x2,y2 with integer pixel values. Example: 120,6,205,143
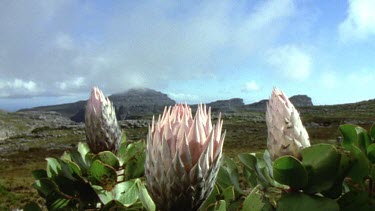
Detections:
26,135,155,210
201,123,375,211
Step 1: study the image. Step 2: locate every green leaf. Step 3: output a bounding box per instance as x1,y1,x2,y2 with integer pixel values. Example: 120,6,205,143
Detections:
89,160,117,190
348,145,369,182
33,178,59,197
301,144,341,193
199,185,220,211
339,124,359,150
215,200,226,211
216,156,243,194
24,202,43,211
277,193,339,211
64,159,82,177
339,124,371,152
91,185,113,204
120,180,139,206
338,191,373,211
78,142,90,158
367,143,375,163
32,169,47,180
242,186,265,211
222,186,235,207
137,180,156,211
238,153,257,170
94,151,120,169
273,156,308,189
46,157,62,177
243,166,258,188
370,123,375,140
49,198,70,210
102,200,126,210
322,151,354,199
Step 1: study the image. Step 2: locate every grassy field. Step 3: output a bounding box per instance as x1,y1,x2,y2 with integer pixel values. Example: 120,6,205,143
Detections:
0,106,374,210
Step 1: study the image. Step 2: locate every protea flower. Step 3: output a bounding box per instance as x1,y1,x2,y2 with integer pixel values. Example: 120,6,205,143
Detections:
266,87,310,160
85,87,122,154
145,104,225,211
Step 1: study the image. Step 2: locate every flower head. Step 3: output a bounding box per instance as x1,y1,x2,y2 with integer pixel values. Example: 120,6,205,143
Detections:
85,87,122,154
266,87,310,160
145,104,225,211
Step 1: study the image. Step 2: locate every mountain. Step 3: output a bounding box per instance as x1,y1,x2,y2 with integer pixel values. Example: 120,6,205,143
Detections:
18,88,313,122
244,95,313,111
20,88,176,122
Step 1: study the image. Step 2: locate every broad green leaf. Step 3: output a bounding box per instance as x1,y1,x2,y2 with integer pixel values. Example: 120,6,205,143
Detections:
89,160,117,190
199,185,220,211
242,186,265,211
339,124,358,150
322,151,353,199
339,124,371,152
370,123,375,141
273,156,308,189
23,202,42,211
32,169,47,180
64,160,82,177
33,178,59,197
277,193,339,211
222,186,235,206
367,143,375,163
338,191,372,211
94,151,120,169
301,144,341,193
91,185,113,204
102,200,126,211
348,145,369,182
216,156,243,194
137,180,156,211
238,153,257,170
215,200,226,211
119,180,139,206
356,126,371,152
46,158,62,177
78,142,90,158
243,166,258,188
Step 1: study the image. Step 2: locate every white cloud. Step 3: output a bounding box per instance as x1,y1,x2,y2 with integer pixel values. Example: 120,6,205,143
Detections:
267,45,312,81
241,80,260,92
57,77,86,90
0,0,297,99
0,79,38,97
167,92,200,104
339,0,375,42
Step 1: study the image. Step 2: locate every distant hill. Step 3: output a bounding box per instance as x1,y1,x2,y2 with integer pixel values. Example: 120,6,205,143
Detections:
18,88,314,122
244,95,313,111
20,88,176,122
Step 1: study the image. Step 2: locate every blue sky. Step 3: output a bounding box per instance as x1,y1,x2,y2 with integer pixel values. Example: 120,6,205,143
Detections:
1,0,375,111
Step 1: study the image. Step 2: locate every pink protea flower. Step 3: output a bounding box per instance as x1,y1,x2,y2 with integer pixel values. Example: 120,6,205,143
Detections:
145,104,225,211
266,87,310,160
85,87,122,154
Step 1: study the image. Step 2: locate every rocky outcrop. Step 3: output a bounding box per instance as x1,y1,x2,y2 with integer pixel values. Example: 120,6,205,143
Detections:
289,95,313,107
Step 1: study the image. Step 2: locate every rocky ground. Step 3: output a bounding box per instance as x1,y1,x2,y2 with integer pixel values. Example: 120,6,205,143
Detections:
1,101,375,209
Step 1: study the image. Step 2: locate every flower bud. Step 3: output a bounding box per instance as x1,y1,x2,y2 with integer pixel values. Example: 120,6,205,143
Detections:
85,87,122,154
266,88,310,160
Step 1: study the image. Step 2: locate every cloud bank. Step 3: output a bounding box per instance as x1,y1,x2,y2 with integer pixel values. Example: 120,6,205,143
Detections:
0,0,296,99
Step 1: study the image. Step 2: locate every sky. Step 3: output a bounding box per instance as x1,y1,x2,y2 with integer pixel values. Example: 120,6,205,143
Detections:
1,0,375,111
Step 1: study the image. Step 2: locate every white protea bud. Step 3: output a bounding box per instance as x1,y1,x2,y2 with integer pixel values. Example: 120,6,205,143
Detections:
85,87,122,154
266,87,310,160
145,104,226,211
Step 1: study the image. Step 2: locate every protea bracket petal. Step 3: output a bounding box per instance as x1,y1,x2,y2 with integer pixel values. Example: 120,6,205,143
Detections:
266,87,310,160
85,87,122,154
145,104,226,211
